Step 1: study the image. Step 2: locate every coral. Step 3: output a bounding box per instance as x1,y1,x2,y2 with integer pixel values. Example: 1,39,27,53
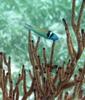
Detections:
0,0,85,100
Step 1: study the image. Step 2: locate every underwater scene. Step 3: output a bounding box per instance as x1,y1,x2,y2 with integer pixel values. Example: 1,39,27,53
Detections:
0,0,85,100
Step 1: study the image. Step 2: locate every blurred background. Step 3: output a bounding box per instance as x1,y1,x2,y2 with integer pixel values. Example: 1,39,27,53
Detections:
0,0,85,99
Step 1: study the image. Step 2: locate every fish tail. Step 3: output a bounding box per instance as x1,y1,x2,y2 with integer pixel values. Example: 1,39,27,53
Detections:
25,23,40,34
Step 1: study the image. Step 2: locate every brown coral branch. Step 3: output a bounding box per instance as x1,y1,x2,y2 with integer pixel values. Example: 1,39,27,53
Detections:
65,58,76,81
2,70,8,100
15,86,19,100
64,0,85,60
53,71,58,83
81,29,85,48
75,0,85,59
29,70,34,80
62,18,76,59
55,80,76,96
76,0,85,33
35,37,40,51
28,31,36,67
9,80,13,99
43,48,47,65
22,79,34,100
72,0,77,32
0,52,3,87
31,40,40,68
22,65,27,94
7,57,12,81
50,41,55,66
73,68,84,99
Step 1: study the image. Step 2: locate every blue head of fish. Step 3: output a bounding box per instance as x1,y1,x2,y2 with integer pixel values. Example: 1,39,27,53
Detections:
47,31,59,41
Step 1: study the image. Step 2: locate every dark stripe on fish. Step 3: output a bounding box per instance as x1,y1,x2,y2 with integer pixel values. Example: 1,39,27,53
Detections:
47,31,51,37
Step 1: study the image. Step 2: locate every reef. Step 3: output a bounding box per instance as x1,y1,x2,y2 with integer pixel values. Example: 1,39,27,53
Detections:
0,0,85,100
